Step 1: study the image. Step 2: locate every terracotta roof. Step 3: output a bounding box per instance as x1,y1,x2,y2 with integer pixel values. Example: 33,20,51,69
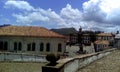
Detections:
94,40,109,45
97,33,112,36
0,26,65,38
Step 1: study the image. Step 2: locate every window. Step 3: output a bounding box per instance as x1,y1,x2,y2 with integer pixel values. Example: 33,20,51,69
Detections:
27,44,31,51
27,42,36,51
4,41,8,50
40,43,44,51
14,42,22,51
0,41,8,50
58,43,62,52
18,42,22,51
46,43,50,52
14,42,17,50
32,43,35,51
0,41,3,50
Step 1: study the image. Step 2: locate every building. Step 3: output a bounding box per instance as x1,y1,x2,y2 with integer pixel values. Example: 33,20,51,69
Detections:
114,34,120,49
94,33,114,52
0,26,66,55
96,33,114,41
82,34,91,46
94,40,109,52
51,27,78,45
69,31,95,46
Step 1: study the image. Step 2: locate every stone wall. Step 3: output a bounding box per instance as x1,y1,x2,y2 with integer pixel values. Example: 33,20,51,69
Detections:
0,52,46,62
42,48,116,72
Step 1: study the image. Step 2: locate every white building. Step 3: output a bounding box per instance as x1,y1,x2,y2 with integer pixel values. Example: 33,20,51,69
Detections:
0,26,66,55
114,34,120,49
94,40,109,52
97,33,114,41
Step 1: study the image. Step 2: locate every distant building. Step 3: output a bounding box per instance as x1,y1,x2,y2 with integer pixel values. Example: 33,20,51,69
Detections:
0,26,66,55
96,33,114,41
114,34,120,48
82,34,91,46
70,30,96,46
94,40,109,52
51,27,78,45
94,33,114,52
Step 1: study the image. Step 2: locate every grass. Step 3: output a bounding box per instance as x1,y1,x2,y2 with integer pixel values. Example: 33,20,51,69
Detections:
0,62,46,72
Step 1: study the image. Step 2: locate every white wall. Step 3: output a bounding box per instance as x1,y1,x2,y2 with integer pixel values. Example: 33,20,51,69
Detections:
62,49,116,72
0,52,46,62
83,45,95,54
0,36,66,55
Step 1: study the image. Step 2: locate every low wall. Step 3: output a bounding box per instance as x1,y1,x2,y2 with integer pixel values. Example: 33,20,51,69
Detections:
0,52,46,62
42,48,116,72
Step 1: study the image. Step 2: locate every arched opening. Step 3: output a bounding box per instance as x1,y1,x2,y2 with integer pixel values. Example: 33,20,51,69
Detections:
18,42,22,51
46,43,50,52
4,41,8,50
0,41,3,50
32,43,35,51
14,42,17,51
40,43,44,51
58,43,62,52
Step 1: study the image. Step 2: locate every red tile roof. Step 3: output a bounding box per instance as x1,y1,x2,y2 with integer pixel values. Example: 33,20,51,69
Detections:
94,40,109,45
97,33,112,36
0,26,65,38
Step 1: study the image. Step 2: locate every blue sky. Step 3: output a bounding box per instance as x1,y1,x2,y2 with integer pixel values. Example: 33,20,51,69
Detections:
0,0,120,32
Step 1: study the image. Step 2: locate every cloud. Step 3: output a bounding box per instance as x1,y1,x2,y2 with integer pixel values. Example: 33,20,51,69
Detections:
3,0,120,32
4,0,34,11
13,12,49,24
60,4,82,20
82,0,120,28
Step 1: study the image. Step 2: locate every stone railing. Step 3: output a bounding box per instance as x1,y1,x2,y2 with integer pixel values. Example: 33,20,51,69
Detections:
42,48,116,72
0,52,46,62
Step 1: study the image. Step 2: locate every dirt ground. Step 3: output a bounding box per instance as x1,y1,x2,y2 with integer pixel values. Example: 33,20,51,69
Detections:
0,62,46,72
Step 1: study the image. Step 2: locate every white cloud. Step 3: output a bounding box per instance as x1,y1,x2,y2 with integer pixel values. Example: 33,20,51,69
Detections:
4,0,34,11
13,12,49,24
3,0,120,32
61,4,82,20
82,0,120,31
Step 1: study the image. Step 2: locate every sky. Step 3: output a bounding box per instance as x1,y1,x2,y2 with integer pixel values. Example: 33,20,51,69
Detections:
0,0,120,32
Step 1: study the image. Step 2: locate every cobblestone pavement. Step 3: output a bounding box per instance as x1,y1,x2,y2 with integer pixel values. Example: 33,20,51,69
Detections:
77,50,120,72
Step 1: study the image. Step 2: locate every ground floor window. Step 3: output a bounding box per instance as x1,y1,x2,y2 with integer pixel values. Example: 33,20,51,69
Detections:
14,42,22,51
58,43,62,52
40,43,44,51
32,43,35,51
14,42,17,50
27,42,36,51
27,44,31,51
0,41,8,51
46,43,50,52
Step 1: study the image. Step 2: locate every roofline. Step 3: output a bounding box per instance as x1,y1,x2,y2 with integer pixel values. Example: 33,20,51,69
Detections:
0,35,66,39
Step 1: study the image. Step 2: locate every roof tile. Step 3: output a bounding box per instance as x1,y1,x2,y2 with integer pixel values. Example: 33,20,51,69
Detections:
0,26,65,38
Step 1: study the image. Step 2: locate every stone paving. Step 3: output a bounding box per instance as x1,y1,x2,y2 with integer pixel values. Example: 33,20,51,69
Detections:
77,50,120,72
